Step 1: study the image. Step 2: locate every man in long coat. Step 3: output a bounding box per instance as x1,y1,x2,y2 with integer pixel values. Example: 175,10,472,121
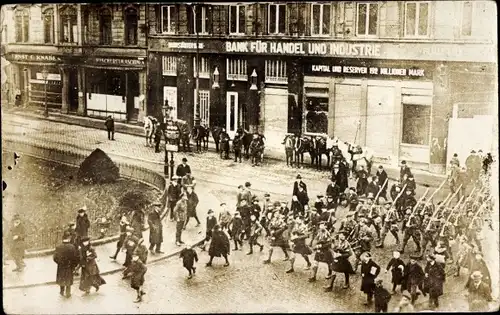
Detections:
75,208,90,246
148,204,164,254
423,254,445,309
167,176,182,221
184,185,200,228
174,194,188,246
465,271,493,312
9,214,26,272
53,231,80,298
360,252,381,306
403,255,425,305
207,224,230,267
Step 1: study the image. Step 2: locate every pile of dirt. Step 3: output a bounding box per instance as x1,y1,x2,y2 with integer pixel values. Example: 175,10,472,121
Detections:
77,149,119,184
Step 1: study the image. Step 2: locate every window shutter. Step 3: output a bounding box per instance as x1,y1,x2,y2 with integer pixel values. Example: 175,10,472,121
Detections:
260,4,268,35
226,6,230,35
187,6,193,34
304,3,311,36
206,6,213,34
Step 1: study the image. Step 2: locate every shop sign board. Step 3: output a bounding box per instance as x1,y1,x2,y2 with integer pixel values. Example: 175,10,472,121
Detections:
87,57,145,67
9,53,62,62
305,63,429,79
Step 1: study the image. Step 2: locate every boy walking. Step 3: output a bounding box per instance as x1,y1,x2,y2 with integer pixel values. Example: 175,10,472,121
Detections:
179,244,198,279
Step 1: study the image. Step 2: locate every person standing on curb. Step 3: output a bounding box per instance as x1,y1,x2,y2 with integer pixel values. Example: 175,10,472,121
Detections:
167,176,182,222
104,115,115,141
184,185,200,229
174,194,188,246
53,231,80,298
9,214,26,272
148,203,164,255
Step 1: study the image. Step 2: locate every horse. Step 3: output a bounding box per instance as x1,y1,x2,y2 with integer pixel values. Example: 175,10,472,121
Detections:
282,134,296,167
233,134,243,163
174,119,191,152
211,126,223,152
220,134,231,160
294,135,315,168
332,137,374,176
192,125,209,153
312,136,330,170
143,116,158,147
249,134,265,166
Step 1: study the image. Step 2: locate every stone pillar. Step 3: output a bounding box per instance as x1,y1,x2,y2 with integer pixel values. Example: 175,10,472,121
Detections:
54,4,59,44
61,67,69,114
77,4,83,45
138,70,146,122
77,67,86,116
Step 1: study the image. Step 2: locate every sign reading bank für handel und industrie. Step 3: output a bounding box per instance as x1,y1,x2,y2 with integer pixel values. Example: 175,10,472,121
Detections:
306,64,428,78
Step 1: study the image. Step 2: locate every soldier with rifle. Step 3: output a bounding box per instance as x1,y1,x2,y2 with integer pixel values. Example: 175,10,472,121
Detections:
353,218,374,272
308,222,334,282
324,231,355,291
399,188,429,255
376,201,400,248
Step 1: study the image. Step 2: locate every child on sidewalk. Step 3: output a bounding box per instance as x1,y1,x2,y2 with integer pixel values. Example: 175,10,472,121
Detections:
179,244,198,279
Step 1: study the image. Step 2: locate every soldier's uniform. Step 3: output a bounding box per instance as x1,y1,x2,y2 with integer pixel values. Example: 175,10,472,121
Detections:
355,200,370,221
369,203,383,241
324,235,355,291
308,226,333,282
346,188,359,212
353,220,374,271
420,215,439,257
339,213,358,241
308,208,321,246
400,210,421,254
263,217,290,264
376,203,400,248
286,223,312,273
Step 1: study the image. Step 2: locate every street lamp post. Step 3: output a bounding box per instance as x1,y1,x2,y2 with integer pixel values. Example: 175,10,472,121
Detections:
42,68,49,117
163,102,179,180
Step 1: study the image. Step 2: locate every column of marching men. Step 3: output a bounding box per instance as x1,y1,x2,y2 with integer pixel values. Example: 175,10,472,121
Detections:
7,150,495,309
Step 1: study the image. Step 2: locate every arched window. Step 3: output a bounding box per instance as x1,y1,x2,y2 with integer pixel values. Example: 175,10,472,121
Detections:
124,7,138,45
99,8,112,45
15,8,29,42
59,6,77,43
43,8,54,44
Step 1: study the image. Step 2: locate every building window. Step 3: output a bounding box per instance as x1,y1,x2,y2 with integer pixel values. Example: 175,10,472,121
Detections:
124,7,138,45
15,9,29,43
404,2,429,37
305,88,328,134
99,8,112,45
83,9,89,44
357,3,378,36
162,56,177,76
193,57,210,78
194,90,210,126
229,4,245,35
43,9,54,44
226,58,247,81
311,3,330,36
461,1,473,36
268,4,286,34
189,5,209,35
265,60,287,84
402,104,431,145
60,6,78,43
161,5,177,34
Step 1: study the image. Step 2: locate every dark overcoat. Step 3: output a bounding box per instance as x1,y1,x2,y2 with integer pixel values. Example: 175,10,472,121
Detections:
148,210,163,245
186,192,199,217
386,258,405,285
360,259,381,294
53,242,80,286
466,259,491,289
209,230,230,257
79,246,106,291
403,262,424,291
467,281,492,312
180,248,198,269
75,214,90,237
423,262,445,297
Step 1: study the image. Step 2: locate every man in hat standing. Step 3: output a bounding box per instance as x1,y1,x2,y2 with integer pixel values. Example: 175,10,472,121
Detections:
360,252,381,306
403,255,425,305
466,252,491,289
293,174,307,197
54,231,80,298
110,215,130,260
174,193,188,246
356,165,369,197
9,215,26,272
184,185,200,228
230,211,244,250
105,115,115,141
465,150,481,184
75,207,90,247
424,253,445,309
238,199,252,240
295,184,309,212
167,176,182,222
399,161,412,183
465,271,493,311
176,157,191,179
331,163,348,195
242,182,254,205
376,166,388,200
148,203,164,255
346,187,359,212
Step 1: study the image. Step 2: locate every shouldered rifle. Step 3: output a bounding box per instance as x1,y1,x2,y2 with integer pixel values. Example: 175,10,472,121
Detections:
369,178,388,218
420,179,447,215
439,196,464,237
425,188,459,231
405,188,430,228
467,196,492,229
391,184,408,208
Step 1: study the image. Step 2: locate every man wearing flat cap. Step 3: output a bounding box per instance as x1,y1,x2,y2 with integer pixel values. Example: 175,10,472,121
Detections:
423,253,446,309
399,160,412,183
167,176,182,222
292,174,307,197
465,271,493,311
176,157,191,178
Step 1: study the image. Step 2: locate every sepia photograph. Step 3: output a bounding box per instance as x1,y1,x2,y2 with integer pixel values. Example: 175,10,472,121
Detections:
1,1,498,313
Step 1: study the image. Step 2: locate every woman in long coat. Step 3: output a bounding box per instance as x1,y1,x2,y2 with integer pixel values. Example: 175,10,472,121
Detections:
207,225,230,267
79,237,106,294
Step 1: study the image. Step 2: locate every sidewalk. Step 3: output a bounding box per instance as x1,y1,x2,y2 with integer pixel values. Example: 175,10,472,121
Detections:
3,107,446,188
2,167,218,290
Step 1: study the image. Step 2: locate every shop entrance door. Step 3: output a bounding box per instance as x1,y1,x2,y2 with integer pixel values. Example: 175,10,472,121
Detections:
226,92,239,138
68,68,79,112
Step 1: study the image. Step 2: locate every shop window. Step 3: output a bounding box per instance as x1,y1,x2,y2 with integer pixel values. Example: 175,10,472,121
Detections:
356,3,378,36
461,1,473,36
194,90,210,126
311,3,331,36
124,7,138,45
161,5,177,34
229,4,245,35
189,5,210,35
226,58,247,81
43,8,54,44
162,56,177,76
402,104,431,145
305,88,328,134
404,2,429,37
193,56,210,78
99,8,112,45
269,4,286,35
15,9,29,43
60,6,78,43
265,60,287,84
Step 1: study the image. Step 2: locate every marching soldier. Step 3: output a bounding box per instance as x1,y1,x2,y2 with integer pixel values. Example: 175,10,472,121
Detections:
405,175,417,196
376,202,400,248
308,207,321,246
263,214,290,264
261,194,272,237
346,187,359,212
353,218,374,271
420,213,439,258
376,166,388,200
401,189,417,211
324,231,355,291
286,219,312,273
247,215,264,255
400,208,421,254
308,222,334,282
339,212,358,241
